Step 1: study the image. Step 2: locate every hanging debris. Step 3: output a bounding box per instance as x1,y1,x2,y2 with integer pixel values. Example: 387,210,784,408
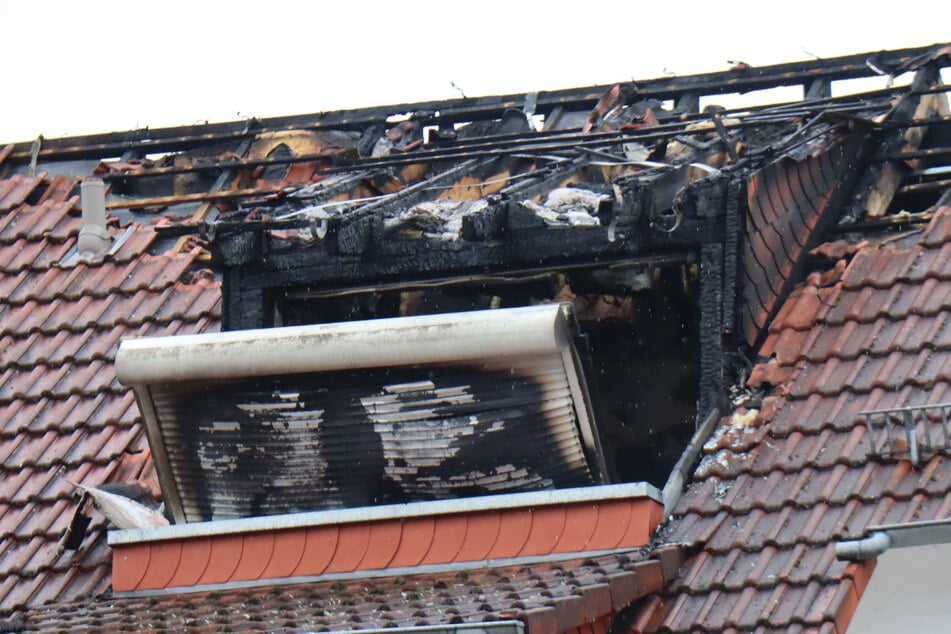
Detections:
67,481,169,530
521,187,611,227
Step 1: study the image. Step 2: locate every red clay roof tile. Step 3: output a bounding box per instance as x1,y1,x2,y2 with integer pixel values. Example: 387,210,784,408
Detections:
0,174,45,212
35,176,77,205
0,251,199,305
0,170,221,613
1,238,77,273
0,200,79,244
641,207,951,632
740,140,861,346
922,209,951,247
20,550,669,632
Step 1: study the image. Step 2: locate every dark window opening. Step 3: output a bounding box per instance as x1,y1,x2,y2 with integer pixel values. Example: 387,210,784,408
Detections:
278,262,700,489
260,143,292,182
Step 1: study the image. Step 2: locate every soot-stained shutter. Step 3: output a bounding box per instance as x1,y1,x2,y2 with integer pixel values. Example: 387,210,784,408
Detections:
118,304,608,522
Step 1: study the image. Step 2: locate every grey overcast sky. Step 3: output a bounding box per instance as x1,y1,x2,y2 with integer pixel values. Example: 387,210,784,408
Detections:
1,0,949,144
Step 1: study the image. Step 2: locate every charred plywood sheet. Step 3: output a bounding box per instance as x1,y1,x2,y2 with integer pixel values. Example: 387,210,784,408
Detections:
117,304,607,522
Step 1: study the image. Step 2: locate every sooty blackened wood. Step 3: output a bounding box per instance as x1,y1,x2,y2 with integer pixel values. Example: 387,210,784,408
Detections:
460,198,507,241
236,226,640,296
223,267,274,331
330,214,377,255
698,241,727,417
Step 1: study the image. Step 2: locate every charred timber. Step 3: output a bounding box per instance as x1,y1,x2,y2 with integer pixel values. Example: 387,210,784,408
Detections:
93,104,885,183
5,43,947,163
879,146,951,161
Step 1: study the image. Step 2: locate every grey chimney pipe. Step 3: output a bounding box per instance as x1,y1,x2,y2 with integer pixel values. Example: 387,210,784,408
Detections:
78,177,111,256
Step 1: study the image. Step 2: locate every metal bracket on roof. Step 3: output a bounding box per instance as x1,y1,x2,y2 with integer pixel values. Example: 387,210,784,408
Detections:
862,402,951,467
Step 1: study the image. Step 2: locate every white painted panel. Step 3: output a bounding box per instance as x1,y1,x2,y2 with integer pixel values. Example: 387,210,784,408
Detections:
848,543,951,632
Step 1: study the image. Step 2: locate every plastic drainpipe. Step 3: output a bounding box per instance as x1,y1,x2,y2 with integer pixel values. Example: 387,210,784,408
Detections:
835,531,892,561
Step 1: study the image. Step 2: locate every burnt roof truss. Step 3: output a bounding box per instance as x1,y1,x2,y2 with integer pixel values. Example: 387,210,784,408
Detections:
165,45,951,422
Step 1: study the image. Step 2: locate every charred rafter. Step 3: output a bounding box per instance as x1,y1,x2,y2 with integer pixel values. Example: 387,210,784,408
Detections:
90,100,891,185
4,43,947,164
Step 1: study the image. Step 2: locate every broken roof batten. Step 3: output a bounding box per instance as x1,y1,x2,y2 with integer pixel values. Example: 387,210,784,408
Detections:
108,481,662,546
5,43,947,159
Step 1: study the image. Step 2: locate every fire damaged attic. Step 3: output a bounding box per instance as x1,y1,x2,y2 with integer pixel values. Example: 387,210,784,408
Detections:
129,42,947,511
2,42,951,632
12,44,951,515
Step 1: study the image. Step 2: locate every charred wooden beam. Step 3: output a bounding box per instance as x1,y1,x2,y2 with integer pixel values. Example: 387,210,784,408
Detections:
880,146,951,161
617,164,703,231
103,185,286,211
872,115,951,130
219,232,274,330
805,78,832,100
846,67,945,219
189,138,255,225
40,97,887,180
897,178,951,194
99,149,344,180
235,226,638,293
222,269,275,331
698,241,727,416
676,92,700,114
712,113,739,161
461,199,507,241
6,43,947,164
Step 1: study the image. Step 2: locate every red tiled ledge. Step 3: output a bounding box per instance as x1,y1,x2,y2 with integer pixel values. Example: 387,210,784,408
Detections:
109,483,663,593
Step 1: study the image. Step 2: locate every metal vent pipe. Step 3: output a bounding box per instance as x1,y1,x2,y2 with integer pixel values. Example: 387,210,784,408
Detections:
78,177,111,256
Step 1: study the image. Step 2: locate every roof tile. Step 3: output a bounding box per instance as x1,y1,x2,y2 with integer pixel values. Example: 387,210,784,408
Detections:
840,244,921,289
0,317,210,371
0,280,220,337
922,209,951,247
1,424,143,473
0,170,220,612
0,238,76,274
646,207,951,632
0,174,45,212
0,251,198,306
19,551,668,631
0,200,79,244
36,175,77,205
0,391,140,437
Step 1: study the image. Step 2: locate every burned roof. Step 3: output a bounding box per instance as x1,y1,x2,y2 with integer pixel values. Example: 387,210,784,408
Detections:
0,41,949,633
634,207,951,632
